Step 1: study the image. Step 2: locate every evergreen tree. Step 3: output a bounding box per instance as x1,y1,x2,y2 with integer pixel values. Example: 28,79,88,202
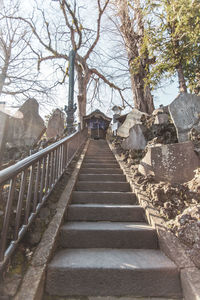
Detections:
145,0,200,94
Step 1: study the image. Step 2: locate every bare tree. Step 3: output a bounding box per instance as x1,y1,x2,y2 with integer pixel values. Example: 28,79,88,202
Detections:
9,0,132,125
0,0,56,105
113,0,155,114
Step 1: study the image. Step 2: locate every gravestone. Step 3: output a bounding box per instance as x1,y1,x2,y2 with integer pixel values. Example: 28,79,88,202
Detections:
6,98,45,147
46,109,65,138
169,93,200,142
0,111,9,166
138,141,200,183
117,109,149,138
154,113,169,125
122,124,147,150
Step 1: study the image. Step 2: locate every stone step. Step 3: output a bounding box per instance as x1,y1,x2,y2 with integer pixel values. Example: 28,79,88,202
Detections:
66,204,145,222
71,191,137,205
81,163,121,169
83,159,117,163
46,248,182,297
80,168,123,174
83,161,118,166
85,155,115,158
75,181,131,192
59,222,158,249
86,150,112,153
85,152,114,155
79,174,126,182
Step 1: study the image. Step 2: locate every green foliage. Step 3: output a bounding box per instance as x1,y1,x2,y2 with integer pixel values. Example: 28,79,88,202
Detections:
132,0,200,93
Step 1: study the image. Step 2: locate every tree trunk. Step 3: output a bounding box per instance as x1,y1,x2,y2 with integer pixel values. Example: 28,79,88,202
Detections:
76,64,91,128
130,65,154,114
0,45,11,96
115,0,154,114
0,61,9,96
176,63,187,93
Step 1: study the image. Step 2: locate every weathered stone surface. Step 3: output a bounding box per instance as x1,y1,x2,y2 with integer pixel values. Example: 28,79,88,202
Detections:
0,111,9,165
181,267,200,300
122,124,147,150
154,114,169,125
117,109,149,138
46,108,65,138
169,93,200,142
152,106,169,115
3,274,22,297
6,98,45,148
138,141,200,183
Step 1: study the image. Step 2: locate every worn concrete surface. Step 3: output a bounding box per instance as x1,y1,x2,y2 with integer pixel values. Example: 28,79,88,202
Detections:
181,267,200,300
78,174,126,181
44,297,181,300
46,249,181,297
71,191,137,205
108,140,199,300
14,140,90,300
76,181,131,192
45,297,181,300
67,204,145,222
60,221,158,249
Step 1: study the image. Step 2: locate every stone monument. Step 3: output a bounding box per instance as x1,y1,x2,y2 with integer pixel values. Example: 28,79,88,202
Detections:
46,109,65,138
6,98,45,147
122,124,147,150
117,109,149,138
169,93,200,142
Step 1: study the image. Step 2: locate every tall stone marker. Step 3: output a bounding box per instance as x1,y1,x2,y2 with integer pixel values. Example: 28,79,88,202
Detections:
169,93,200,142
122,124,147,150
0,111,9,166
7,98,45,147
46,109,65,138
117,109,149,138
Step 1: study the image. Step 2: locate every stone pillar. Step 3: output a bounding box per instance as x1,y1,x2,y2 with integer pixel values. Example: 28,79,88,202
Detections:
0,111,9,167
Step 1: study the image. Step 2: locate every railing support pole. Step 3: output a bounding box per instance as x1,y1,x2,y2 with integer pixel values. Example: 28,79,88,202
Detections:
65,49,77,135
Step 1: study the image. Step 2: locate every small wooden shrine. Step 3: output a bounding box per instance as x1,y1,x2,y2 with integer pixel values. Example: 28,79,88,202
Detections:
83,109,112,139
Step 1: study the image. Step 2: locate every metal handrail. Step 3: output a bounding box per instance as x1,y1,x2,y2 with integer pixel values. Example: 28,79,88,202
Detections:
0,131,77,185
0,128,88,270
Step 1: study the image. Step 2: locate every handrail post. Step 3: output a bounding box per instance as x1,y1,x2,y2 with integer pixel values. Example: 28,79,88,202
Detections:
0,128,88,270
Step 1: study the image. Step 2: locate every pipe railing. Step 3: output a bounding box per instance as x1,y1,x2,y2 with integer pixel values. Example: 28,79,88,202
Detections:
0,128,88,271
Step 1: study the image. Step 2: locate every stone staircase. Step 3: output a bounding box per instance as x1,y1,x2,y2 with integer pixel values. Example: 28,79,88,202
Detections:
45,140,182,298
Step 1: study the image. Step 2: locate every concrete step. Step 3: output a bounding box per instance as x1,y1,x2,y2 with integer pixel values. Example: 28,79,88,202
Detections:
83,159,117,163
86,151,113,154
59,222,158,249
80,168,123,174
79,174,126,182
81,163,121,169
46,248,182,297
75,181,131,192
86,150,114,157
85,155,115,159
83,161,118,166
66,204,145,222
71,191,137,205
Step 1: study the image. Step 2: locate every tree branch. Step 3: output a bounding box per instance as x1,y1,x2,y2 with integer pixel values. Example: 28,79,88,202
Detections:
90,67,133,108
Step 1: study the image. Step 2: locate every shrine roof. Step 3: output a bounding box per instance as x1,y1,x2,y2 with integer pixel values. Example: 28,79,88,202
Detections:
83,109,112,122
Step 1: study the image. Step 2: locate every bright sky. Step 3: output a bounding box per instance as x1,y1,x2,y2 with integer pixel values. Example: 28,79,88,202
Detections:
1,0,179,120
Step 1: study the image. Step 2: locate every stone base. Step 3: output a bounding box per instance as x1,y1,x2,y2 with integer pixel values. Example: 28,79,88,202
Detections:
138,141,200,183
